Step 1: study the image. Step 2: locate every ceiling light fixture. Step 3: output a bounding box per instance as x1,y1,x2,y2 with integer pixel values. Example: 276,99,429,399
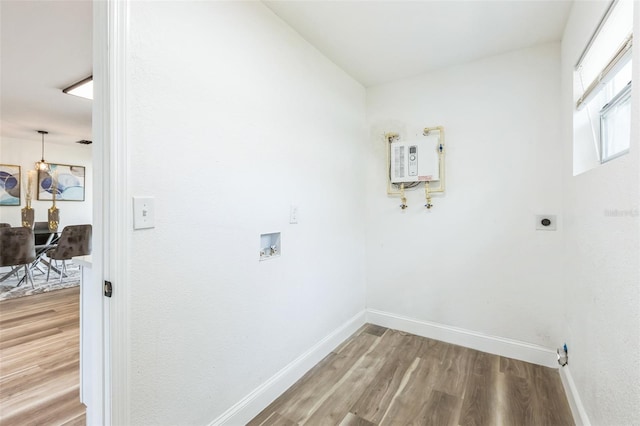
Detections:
63,76,93,100
35,130,50,172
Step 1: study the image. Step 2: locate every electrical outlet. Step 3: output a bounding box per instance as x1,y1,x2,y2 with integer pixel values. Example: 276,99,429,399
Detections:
536,214,557,231
133,196,155,229
289,204,299,224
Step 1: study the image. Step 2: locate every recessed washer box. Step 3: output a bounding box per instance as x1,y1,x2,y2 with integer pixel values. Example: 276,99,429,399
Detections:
259,232,281,261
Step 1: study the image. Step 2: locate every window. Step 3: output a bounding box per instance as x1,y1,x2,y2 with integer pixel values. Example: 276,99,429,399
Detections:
573,0,633,171
601,78,631,162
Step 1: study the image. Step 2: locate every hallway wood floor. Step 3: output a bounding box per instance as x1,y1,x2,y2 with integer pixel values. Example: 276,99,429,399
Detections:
0,286,85,425
249,324,574,426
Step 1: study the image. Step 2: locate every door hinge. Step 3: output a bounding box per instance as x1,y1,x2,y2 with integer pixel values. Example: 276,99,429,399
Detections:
104,280,113,298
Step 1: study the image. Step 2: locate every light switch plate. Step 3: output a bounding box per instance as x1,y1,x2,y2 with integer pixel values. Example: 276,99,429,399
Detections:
133,196,155,229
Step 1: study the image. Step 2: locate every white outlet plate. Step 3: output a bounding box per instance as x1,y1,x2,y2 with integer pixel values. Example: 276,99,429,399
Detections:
133,196,155,230
289,204,299,224
536,214,557,231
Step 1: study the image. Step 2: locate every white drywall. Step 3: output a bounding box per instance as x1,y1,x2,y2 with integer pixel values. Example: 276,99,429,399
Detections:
365,43,565,349
125,2,366,424
113,2,639,424
560,2,640,424
0,137,92,227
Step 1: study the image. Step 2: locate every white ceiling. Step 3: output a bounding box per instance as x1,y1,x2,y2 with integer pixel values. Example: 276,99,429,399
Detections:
0,0,572,147
0,0,92,146
264,0,573,87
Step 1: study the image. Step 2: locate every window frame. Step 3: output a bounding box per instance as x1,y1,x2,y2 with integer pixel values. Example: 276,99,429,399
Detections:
600,81,632,163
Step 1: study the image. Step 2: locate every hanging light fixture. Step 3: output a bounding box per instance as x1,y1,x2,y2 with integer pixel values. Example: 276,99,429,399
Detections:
35,130,50,172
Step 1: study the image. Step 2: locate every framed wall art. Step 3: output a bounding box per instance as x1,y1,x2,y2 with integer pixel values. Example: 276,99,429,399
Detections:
37,163,85,202
0,164,21,206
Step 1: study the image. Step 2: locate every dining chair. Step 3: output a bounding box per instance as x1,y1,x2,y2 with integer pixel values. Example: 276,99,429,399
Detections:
0,223,10,228
0,227,36,288
46,224,92,283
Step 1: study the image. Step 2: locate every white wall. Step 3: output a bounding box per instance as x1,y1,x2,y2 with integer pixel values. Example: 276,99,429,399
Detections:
365,43,565,348
0,137,92,227
118,2,639,424
125,2,366,424
561,2,640,424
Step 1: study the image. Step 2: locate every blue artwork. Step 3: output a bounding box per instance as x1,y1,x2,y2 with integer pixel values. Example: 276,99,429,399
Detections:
38,164,85,201
0,164,21,206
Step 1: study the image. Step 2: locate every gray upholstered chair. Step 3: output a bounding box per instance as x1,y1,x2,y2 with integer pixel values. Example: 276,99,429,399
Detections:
0,227,36,288
46,224,92,283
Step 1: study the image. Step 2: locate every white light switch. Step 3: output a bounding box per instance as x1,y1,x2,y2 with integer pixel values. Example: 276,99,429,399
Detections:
133,196,155,229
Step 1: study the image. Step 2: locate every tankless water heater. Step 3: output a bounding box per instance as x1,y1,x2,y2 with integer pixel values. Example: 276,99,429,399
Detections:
390,134,440,184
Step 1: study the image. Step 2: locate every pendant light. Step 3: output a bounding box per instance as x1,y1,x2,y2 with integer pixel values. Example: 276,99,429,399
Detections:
35,130,50,172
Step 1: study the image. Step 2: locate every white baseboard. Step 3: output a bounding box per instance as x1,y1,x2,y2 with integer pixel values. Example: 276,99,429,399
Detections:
210,310,367,426
366,309,558,368
211,308,565,425
559,365,591,426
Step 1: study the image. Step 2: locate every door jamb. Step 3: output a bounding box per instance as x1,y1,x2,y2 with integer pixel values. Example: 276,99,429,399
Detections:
93,0,131,424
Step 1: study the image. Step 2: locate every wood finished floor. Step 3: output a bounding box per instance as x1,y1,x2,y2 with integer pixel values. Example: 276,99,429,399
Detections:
249,324,574,426
0,286,85,425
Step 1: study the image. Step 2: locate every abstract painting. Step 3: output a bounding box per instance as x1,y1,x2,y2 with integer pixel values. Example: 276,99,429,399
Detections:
0,164,21,206
37,163,85,201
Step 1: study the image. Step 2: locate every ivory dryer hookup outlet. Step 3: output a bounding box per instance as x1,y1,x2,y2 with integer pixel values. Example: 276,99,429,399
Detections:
536,215,557,231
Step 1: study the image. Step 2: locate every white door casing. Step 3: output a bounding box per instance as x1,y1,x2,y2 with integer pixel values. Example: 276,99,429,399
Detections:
90,0,131,424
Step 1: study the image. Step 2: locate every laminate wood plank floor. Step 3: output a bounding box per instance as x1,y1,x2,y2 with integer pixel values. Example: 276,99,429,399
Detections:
249,324,574,426
0,287,85,425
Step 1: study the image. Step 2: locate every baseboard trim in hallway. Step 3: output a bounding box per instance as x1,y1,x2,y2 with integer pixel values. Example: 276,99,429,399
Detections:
212,308,570,425
210,310,367,426
366,309,558,368
559,365,591,426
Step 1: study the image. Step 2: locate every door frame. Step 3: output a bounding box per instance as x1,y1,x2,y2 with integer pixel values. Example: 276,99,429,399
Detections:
93,0,130,424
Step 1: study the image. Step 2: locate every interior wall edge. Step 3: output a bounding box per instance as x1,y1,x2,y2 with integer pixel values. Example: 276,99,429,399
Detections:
559,365,592,426
209,310,367,426
366,309,558,368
